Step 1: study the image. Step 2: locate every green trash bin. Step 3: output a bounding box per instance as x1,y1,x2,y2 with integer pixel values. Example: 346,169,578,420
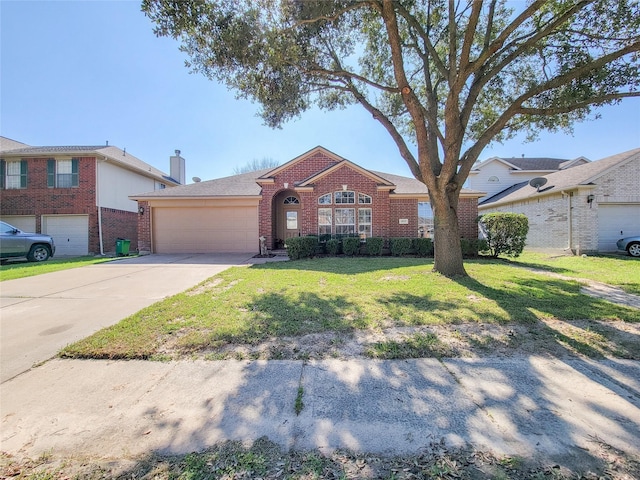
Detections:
116,238,131,256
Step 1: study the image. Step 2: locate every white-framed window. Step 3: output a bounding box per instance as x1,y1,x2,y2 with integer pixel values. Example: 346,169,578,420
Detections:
318,193,332,205
358,193,372,204
1,160,27,189
335,208,355,235
318,208,332,236
47,158,79,188
418,202,434,238
334,191,355,204
358,208,372,238
284,196,300,204
488,176,499,183
286,211,298,229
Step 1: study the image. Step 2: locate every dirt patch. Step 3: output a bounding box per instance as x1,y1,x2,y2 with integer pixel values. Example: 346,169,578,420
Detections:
3,436,638,480
167,319,640,361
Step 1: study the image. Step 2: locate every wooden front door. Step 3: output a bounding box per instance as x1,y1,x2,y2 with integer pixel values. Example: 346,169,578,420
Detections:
275,193,301,245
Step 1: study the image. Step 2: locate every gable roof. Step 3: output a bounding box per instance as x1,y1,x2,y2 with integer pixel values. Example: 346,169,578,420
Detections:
258,146,345,180
0,137,177,185
471,155,589,173
480,148,640,207
297,160,395,188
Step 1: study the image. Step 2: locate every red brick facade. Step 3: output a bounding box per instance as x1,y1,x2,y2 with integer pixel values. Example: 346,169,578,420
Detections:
0,156,138,254
258,150,479,248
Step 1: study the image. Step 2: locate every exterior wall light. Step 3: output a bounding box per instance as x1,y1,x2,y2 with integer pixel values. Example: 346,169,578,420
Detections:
139,206,145,215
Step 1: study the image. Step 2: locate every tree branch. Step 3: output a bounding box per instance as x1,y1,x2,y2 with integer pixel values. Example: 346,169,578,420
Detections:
517,92,640,115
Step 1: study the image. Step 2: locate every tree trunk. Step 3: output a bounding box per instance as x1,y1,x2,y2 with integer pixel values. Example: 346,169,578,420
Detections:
431,193,467,277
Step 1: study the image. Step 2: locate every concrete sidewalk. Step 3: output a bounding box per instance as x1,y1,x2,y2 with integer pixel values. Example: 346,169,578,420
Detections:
1,357,638,461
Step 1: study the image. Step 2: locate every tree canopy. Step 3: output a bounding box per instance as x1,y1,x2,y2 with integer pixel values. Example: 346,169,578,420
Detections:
143,0,640,276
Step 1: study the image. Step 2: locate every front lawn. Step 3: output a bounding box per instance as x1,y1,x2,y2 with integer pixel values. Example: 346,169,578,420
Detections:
60,257,640,361
0,256,117,281
508,251,640,295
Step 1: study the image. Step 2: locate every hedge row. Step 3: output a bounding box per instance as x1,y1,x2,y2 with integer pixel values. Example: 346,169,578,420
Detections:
285,236,488,260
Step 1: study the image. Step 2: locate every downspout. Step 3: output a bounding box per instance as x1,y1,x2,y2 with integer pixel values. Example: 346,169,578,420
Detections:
562,191,573,253
97,158,105,255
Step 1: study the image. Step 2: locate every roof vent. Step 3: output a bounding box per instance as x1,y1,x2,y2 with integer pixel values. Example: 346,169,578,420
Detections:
529,177,548,192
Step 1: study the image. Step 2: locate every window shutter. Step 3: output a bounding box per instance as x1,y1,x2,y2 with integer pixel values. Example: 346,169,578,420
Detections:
20,160,28,188
0,160,5,189
71,158,79,187
47,159,55,187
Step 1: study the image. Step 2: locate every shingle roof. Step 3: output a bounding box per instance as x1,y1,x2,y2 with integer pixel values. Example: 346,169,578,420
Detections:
0,136,30,152
131,166,484,198
480,148,640,207
131,168,271,198
501,157,571,170
0,137,176,185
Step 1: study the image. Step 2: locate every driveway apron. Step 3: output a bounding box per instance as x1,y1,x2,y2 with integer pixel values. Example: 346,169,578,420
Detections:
0,253,253,383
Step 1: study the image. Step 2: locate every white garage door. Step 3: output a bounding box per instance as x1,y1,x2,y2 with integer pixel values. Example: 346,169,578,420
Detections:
153,207,258,253
0,215,36,233
598,204,640,252
42,215,89,256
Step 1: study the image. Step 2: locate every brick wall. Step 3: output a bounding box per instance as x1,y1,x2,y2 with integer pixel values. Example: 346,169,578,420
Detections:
137,201,151,254
257,150,479,247
0,156,100,252
101,207,139,253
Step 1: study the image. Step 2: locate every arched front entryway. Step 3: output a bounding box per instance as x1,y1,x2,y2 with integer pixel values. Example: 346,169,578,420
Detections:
273,190,300,248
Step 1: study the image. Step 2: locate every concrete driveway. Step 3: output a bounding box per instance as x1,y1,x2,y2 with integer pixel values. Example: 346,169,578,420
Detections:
0,253,254,383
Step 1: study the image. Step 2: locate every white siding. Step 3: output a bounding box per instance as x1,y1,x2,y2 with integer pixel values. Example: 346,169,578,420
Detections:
98,161,157,212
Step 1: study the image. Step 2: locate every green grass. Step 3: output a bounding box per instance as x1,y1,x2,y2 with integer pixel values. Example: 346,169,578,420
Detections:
508,251,640,295
60,257,640,360
0,256,117,281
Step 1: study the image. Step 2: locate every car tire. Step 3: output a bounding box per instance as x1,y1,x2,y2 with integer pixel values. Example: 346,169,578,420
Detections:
627,242,640,257
27,245,51,262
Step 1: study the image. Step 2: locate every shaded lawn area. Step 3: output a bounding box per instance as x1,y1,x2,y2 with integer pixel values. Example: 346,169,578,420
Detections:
61,257,640,360
507,251,640,295
0,256,116,281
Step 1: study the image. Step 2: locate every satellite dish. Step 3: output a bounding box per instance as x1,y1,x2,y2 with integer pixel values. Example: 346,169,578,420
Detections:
529,177,548,192
192,177,201,183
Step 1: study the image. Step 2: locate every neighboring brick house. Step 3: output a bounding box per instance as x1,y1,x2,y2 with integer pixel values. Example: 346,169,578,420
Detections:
0,136,181,255
478,148,640,253
468,155,590,201
131,146,484,254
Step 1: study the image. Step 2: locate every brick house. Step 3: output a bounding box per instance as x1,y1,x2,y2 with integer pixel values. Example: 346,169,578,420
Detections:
0,136,181,255
478,148,640,253
132,146,483,254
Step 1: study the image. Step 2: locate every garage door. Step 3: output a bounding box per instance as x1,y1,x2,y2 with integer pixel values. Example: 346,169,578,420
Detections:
42,215,89,256
0,215,36,233
153,207,258,253
598,204,640,251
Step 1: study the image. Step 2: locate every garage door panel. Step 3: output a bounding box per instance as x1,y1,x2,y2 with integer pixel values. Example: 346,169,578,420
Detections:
0,216,36,233
153,207,258,253
42,215,89,256
598,204,640,251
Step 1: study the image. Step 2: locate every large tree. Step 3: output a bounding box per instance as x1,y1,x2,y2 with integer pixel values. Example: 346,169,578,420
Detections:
142,0,640,276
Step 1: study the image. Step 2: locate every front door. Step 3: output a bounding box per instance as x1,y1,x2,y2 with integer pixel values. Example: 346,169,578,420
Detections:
275,193,301,246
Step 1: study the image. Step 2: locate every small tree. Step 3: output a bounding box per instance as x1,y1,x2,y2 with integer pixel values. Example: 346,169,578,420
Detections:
479,213,529,258
233,157,280,174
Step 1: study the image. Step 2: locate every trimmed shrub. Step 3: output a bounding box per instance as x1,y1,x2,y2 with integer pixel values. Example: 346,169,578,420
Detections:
326,238,340,256
366,237,384,256
461,238,482,257
478,213,529,258
414,237,434,257
285,236,317,260
342,237,360,256
390,237,413,256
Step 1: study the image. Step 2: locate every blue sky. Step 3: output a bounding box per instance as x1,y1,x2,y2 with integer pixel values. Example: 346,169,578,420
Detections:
1,0,639,183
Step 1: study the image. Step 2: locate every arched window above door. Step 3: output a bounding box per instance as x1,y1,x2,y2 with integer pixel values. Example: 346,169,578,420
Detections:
283,196,300,204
